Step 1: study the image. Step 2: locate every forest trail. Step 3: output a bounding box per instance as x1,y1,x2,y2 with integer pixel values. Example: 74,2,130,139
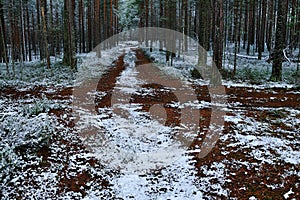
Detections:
1,49,299,199
76,49,300,199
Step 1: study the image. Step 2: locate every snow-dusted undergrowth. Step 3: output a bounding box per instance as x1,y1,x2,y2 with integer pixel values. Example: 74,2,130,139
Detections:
0,98,56,193
223,44,299,85
144,43,299,87
0,58,75,89
223,108,300,165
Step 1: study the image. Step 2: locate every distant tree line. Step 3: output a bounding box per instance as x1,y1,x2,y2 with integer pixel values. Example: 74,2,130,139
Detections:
0,0,119,71
0,0,299,81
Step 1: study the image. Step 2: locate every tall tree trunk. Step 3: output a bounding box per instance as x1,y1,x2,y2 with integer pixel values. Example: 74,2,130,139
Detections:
63,0,77,69
295,0,299,49
138,0,145,44
164,0,176,65
213,0,224,71
26,3,32,61
149,0,153,51
79,0,85,53
49,0,55,56
256,0,261,53
266,0,274,52
31,12,37,57
243,0,249,50
289,0,297,49
54,3,61,55
247,0,255,55
159,0,164,50
0,3,9,74
212,0,224,85
236,0,242,53
36,0,44,60
114,0,119,38
87,0,92,51
94,0,101,45
78,0,82,53
110,0,113,38
227,1,233,43
145,0,149,47
10,1,21,62
183,0,188,51
8,7,15,76
108,0,114,48
270,0,288,81
233,0,240,75
20,0,26,62
170,0,176,65
198,0,210,67
165,0,170,62
233,0,239,75
103,0,107,43
40,0,51,69
258,0,267,59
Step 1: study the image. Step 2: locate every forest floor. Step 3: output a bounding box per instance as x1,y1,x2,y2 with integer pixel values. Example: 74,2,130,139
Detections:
0,45,299,199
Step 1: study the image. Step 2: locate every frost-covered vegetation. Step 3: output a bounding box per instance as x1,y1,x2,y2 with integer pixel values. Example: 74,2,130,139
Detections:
223,47,300,85
0,98,55,185
0,59,116,199
0,60,75,185
143,45,300,87
0,60,75,89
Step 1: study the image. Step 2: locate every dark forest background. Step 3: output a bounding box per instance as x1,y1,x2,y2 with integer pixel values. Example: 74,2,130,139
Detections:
0,0,299,81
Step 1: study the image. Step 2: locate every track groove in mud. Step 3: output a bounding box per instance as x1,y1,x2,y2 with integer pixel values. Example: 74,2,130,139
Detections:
1,85,299,109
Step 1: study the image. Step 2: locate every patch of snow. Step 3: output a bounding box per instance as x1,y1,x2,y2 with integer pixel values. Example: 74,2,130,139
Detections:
249,196,258,200
283,188,294,199
223,80,296,89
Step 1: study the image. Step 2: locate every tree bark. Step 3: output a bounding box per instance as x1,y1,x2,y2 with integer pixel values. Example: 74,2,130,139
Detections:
26,3,32,61
258,0,267,59
213,0,224,71
87,0,92,51
63,0,77,69
211,0,224,85
54,2,61,55
36,0,44,59
243,0,249,50
247,0,255,55
233,0,239,75
266,0,274,52
94,0,101,45
40,0,51,69
0,4,9,74
198,0,210,67
270,0,288,81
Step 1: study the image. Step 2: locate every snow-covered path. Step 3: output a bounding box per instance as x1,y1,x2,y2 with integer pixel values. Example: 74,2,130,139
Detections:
76,49,207,199
1,45,299,199
74,48,300,199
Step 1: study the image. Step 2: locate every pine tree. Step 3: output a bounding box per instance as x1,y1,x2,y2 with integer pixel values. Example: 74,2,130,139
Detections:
63,0,77,70
270,0,288,81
